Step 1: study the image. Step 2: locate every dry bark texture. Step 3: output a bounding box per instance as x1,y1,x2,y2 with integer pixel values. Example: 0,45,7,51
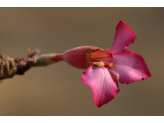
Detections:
0,49,39,80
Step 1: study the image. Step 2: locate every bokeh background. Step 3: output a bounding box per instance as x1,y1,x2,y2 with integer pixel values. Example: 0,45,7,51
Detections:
0,8,163,116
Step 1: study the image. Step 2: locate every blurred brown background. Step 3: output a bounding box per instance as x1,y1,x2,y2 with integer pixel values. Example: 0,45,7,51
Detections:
0,7,163,116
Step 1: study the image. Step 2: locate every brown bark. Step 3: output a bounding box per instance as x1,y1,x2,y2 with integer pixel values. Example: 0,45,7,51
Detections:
0,49,39,80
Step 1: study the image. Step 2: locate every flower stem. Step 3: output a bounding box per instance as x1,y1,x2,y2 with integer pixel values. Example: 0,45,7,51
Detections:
32,54,64,67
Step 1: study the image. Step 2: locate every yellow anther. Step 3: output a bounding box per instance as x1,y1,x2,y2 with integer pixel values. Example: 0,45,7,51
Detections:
93,61,104,68
109,62,116,68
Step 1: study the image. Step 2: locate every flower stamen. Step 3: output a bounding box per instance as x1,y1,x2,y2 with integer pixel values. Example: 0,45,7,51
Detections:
109,62,116,68
93,61,104,68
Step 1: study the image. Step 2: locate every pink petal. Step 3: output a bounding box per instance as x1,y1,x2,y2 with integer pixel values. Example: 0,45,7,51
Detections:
107,20,137,54
81,66,119,108
110,50,152,84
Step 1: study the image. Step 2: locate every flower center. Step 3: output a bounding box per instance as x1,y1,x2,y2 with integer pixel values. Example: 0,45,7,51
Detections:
83,49,116,69
91,50,112,62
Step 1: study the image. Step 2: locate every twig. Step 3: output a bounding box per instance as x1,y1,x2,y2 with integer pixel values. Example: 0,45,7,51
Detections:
0,48,39,80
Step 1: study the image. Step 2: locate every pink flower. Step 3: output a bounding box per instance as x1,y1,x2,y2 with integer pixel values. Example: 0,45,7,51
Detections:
36,20,151,108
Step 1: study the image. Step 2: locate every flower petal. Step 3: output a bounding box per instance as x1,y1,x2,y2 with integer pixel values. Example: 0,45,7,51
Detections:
107,20,137,54
81,66,119,108
110,50,152,84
